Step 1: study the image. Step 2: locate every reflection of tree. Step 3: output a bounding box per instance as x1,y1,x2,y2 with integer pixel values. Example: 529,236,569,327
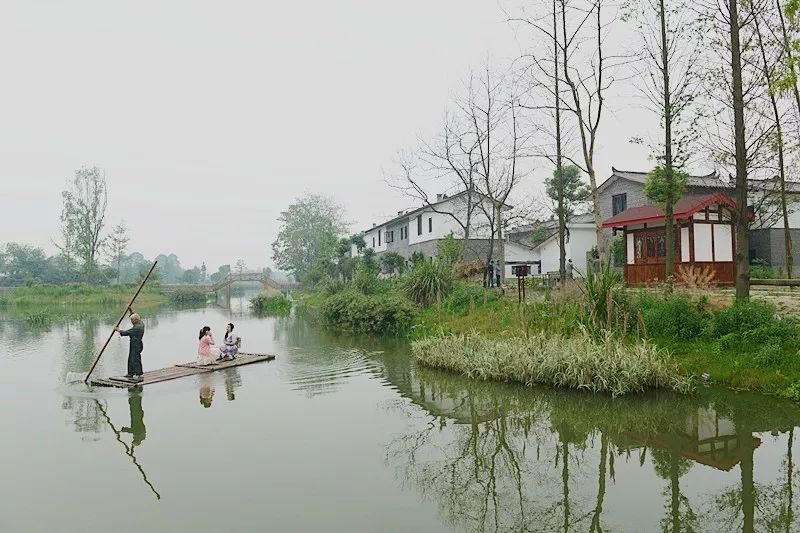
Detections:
651,440,696,532
382,358,800,533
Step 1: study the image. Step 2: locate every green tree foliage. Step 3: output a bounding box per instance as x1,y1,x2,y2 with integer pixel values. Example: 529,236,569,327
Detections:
545,165,591,222
0,243,50,285
209,264,231,284
436,233,464,266
58,166,108,282
155,253,184,283
609,235,625,266
380,251,406,276
531,226,550,246
106,222,129,285
644,166,688,206
404,259,454,306
181,267,202,284
271,194,347,283
410,251,426,269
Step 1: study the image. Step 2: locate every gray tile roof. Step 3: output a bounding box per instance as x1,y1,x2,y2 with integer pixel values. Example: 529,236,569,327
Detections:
603,167,800,194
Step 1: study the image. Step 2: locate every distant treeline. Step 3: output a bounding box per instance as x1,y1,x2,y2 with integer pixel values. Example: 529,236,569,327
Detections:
0,242,232,287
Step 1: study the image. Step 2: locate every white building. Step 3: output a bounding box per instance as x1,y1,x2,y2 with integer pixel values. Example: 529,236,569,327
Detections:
356,190,538,278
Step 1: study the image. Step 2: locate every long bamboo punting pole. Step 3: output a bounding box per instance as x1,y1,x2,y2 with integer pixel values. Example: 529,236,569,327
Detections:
84,261,158,383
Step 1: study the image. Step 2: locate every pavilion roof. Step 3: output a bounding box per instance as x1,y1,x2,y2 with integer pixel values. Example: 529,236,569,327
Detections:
602,193,737,228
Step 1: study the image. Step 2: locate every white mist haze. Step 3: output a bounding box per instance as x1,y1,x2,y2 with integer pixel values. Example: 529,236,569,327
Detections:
0,0,662,272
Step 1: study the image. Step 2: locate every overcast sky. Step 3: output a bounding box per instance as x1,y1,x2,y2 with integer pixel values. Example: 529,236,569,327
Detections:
0,0,665,272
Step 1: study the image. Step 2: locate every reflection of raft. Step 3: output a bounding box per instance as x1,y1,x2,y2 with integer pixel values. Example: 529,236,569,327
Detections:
90,352,276,388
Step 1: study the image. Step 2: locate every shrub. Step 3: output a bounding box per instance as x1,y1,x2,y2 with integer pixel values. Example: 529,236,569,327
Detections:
317,276,345,296
750,259,777,279
579,266,624,327
251,293,292,315
454,260,486,280
443,283,500,315
436,233,464,266
639,294,709,341
353,268,383,295
320,291,415,335
709,299,776,337
404,260,454,306
168,288,208,306
411,330,693,396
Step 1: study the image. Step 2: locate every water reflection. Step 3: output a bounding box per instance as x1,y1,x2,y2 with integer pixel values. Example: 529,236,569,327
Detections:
94,394,160,500
383,365,800,532
22,310,800,531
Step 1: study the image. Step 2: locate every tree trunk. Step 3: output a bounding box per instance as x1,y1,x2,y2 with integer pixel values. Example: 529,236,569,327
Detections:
729,0,750,299
777,0,800,134
660,0,676,286
496,204,505,286
555,0,566,286
755,15,793,279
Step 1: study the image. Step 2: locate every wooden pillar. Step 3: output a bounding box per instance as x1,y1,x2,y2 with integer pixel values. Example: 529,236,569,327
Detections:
689,220,695,266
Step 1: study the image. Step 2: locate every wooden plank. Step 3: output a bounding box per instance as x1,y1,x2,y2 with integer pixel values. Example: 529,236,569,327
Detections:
90,352,276,388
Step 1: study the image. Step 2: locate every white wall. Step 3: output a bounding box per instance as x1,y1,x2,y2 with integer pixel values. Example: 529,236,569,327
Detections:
626,233,635,265
568,226,597,274
681,227,690,262
364,226,387,253
714,224,733,261
694,224,713,261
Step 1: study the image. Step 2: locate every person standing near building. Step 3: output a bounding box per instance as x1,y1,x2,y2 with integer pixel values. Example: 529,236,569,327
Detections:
495,264,501,288
114,312,145,382
566,259,574,280
487,260,495,287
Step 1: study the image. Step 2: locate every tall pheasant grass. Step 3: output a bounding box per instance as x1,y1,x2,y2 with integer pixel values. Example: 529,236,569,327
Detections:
412,330,693,397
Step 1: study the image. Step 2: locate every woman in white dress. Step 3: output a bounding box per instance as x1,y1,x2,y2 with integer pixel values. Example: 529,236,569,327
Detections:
197,326,221,366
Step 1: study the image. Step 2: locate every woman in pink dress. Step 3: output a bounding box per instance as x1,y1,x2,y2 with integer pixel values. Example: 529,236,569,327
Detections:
197,326,220,366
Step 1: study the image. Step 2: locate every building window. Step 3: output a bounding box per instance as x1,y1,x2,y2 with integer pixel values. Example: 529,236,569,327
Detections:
612,193,627,216
428,217,432,233
378,230,381,246
400,226,406,240
386,230,394,243
372,237,375,248
417,215,422,235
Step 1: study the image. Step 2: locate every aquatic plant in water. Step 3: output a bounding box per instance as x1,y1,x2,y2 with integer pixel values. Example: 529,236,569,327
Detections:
411,330,693,396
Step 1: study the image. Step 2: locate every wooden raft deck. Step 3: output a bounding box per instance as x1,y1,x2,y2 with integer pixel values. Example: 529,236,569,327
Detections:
90,352,276,388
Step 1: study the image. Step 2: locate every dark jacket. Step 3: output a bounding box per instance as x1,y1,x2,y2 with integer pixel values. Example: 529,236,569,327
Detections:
120,322,145,355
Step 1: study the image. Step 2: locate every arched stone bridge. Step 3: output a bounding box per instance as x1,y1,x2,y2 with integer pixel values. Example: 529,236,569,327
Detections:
160,272,299,294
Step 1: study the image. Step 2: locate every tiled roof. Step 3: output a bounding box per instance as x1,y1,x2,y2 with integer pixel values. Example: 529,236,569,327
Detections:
602,193,737,228
602,167,800,194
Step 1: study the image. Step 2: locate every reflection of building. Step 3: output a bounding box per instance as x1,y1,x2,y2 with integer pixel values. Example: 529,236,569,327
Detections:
622,406,761,471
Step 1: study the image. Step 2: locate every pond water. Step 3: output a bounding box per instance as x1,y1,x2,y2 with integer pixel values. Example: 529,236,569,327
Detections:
2,297,800,532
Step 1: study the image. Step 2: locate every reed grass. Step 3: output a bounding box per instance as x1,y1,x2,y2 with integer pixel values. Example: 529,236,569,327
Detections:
412,330,693,396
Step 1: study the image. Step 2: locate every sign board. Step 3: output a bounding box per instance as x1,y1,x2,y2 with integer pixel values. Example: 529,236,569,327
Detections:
512,265,530,277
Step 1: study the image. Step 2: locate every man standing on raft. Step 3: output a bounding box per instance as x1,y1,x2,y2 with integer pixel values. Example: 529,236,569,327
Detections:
115,310,145,382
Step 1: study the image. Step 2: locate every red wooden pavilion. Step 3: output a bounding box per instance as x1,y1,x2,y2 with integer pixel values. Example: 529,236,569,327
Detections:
603,193,738,286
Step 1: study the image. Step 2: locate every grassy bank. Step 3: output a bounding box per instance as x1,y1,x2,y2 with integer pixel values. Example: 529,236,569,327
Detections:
412,331,692,396
298,254,800,399
251,292,292,315
0,284,168,307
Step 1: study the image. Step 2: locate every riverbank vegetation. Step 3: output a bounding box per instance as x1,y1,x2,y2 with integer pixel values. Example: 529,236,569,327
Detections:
251,293,292,315
293,232,800,398
167,288,208,306
412,331,692,396
0,284,168,308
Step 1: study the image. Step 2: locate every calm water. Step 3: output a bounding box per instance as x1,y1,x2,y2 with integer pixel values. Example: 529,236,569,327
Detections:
2,297,800,532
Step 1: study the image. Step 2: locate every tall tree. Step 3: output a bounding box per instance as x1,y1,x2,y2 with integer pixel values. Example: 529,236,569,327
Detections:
508,0,572,284
271,193,348,282
106,222,130,285
545,165,591,232
235,259,247,274
58,166,108,282
754,11,794,278
699,0,776,299
631,0,700,284
560,0,622,265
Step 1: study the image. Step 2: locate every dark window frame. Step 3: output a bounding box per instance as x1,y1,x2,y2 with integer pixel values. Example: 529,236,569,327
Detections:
417,215,422,236
612,193,627,216
428,217,432,233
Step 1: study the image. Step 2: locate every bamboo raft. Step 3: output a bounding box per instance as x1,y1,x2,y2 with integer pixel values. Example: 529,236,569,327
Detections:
90,352,276,388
